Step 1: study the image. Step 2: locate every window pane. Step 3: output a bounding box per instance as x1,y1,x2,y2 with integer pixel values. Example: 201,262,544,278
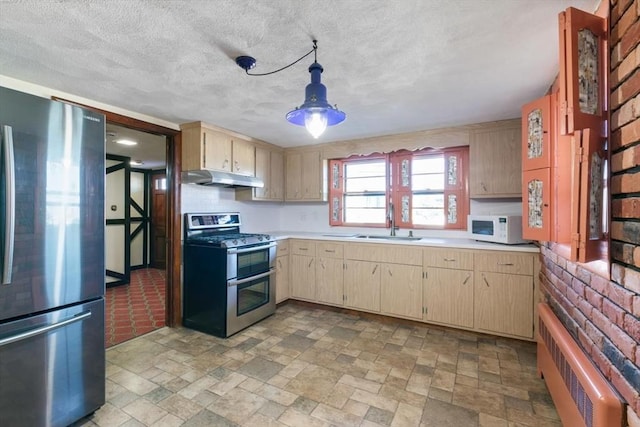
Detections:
412,174,444,191
345,194,386,208
345,176,386,192
345,209,386,224
413,208,445,226
413,194,444,209
413,156,444,174
345,161,386,178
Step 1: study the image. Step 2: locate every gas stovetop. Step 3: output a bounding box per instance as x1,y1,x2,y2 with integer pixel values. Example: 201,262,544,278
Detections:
184,213,273,248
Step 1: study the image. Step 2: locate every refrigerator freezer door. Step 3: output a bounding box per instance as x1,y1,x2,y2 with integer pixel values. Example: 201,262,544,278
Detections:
0,298,105,426
0,87,105,321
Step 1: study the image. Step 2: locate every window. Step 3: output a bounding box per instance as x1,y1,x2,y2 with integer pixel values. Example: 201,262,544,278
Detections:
329,147,469,229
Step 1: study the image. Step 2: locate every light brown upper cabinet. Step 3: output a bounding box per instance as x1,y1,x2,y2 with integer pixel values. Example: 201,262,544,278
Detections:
285,150,327,201
236,146,284,201
469,121,522,198
180,121,255,176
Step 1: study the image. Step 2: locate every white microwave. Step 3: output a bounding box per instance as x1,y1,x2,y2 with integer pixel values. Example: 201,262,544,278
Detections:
467,215,528,244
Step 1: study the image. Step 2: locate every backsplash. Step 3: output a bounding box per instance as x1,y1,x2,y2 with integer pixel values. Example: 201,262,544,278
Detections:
182,184,523,237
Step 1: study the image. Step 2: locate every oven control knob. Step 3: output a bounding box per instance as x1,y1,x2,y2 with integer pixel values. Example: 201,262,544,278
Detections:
241,238,247,244
258,236,263,241
232,239,238,246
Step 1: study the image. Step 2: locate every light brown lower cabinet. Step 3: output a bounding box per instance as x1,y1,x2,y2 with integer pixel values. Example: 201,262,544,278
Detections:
474,271,533,338
316,257,344,306
344,260,380,312
290,254,316,300
380,264,422,320
423,268,474,328
275,255,289,303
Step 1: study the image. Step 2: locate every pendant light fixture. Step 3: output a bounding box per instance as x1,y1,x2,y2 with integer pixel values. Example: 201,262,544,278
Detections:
236,40,345,139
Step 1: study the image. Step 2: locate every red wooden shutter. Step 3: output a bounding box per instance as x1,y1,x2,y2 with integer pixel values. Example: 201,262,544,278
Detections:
443,148,468,230
558,7,606,135
328,160,344,226
522,95,552,171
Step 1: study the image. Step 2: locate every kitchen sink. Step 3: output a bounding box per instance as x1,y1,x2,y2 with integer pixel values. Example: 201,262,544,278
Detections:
354,234,423,241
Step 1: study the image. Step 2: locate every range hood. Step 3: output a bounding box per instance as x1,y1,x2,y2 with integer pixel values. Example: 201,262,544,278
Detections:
182,170,264,188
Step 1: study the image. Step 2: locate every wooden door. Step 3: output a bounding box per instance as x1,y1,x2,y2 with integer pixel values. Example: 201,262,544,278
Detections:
522,168,551,241
150,172,166,269
275,255,289,303
380,263,422,319
290,254,315,300
424,268,473,328
302,151,321,200
270,150,284,201
231,139,255,176
316,257,344,306
521,95,552,171
285,153,302,200
474,272,533,339
344,260,380,312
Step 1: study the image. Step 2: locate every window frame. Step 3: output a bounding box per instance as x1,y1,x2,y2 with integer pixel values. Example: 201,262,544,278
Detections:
329,147,469,230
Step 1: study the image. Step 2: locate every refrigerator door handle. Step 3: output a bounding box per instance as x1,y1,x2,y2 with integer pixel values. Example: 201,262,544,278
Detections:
2,125,15,285
0,310,92,347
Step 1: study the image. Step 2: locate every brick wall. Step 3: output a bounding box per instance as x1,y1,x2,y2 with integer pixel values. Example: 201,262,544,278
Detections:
540,0,640,425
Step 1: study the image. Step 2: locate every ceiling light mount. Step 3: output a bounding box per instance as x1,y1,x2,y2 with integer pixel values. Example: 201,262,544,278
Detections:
236,39,345,138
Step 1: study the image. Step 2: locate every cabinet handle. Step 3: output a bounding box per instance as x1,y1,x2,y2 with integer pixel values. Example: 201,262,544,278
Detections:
372,265,378,275
463,274,470,285
299,247,308,251
443,258,456,262
481,182,487,192
277,259,282,268
235,160,240,171
387,267,393,277
308,259,314,268
321,260,325,269
223,159,229,168
324,249,335,253
483,275,489,287
497,262,514,266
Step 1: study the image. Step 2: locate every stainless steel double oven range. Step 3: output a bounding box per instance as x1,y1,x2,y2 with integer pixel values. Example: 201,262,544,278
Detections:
182,213,276,337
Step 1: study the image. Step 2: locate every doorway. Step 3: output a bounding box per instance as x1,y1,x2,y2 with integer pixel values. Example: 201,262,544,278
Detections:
105,124,169,346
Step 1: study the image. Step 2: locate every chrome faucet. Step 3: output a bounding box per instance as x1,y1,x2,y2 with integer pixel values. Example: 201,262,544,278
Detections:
388,202,398,236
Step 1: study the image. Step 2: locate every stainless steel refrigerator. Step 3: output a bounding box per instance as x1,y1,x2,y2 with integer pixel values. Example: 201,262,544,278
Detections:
0,87,106,426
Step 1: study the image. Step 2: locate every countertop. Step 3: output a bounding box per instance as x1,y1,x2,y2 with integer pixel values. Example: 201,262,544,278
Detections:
267,231,540,253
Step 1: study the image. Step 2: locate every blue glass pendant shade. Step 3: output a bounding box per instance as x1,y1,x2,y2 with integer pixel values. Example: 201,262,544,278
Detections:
286,62,346,137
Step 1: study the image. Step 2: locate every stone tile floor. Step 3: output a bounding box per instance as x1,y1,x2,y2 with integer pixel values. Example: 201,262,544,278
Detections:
75,302,560,427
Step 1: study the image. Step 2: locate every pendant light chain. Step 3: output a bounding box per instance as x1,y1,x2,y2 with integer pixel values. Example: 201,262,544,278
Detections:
243,40,318,77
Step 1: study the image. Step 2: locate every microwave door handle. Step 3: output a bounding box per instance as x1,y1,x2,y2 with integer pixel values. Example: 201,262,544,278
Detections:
2,125,15,285
227,242,277,254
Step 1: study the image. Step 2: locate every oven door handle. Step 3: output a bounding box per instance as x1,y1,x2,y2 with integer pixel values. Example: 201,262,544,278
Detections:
227,242,277,254
228,269,275,287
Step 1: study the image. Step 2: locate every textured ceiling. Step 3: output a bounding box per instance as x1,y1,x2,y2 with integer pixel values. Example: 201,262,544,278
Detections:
0,0,599,148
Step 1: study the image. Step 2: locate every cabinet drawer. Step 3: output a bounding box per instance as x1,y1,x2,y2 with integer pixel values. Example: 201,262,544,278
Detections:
474,252,533,275
344,243,421,265
276,240,289,257
290,240,316,256
317,242,344,258
424,249,473,270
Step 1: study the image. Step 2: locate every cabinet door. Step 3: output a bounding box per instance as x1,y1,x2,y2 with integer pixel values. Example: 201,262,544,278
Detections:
270,150,284,201
558,7,606,135
522,168,551,241
254,146,270,200
521,96,552,171
470,127,522,197
316,257,344,306
285,153,302,200
203,129,232,172
232,139,255,176
344,260,380,312
290,254,315,300
380,264,422,319
424,268,473,328
474,272,533,338
302,151,321,200
275,255,289,303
